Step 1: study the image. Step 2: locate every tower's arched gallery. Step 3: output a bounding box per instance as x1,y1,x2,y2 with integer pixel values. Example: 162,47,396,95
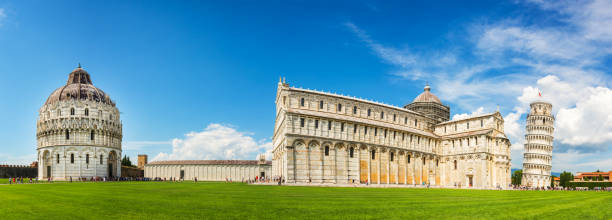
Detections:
37,67,122,180
272,79,512,188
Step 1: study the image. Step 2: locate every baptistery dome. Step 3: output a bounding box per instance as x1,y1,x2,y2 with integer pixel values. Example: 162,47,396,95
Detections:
45,67,115,106
36,66,122,180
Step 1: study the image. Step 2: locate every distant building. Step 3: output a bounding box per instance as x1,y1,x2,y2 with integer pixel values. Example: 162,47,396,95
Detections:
138,154,148,169
37,66,122,180
573,171,611,182
272,79,511,188
144,154,271,181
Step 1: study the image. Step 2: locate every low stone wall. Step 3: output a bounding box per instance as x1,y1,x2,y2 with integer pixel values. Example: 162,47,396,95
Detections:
121,166,143,178
0,165,38,178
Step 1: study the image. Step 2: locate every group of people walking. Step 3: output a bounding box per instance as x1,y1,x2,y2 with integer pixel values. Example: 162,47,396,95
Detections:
6,177,34,184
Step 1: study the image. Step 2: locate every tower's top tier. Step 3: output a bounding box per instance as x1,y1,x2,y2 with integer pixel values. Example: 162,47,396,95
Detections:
529,101,553,117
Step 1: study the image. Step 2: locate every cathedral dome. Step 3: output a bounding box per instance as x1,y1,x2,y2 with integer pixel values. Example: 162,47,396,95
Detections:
44,67,115,106
412,85,442,104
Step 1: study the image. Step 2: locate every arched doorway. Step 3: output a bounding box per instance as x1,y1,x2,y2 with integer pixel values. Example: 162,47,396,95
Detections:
108,151,118,178
42,150,51,178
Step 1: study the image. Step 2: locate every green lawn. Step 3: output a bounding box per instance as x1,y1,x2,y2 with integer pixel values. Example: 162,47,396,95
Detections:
1,182,611,219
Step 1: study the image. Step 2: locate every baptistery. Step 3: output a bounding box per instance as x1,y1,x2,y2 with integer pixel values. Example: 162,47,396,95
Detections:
36,66,122,180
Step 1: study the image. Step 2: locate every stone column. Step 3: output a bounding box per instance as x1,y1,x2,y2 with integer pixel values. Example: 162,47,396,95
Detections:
367,146,371,184
386,149,390,184
404,151,408,185
377,147,381,184
333,145,337,184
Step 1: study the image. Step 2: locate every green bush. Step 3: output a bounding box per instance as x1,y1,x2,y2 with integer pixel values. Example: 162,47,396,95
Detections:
567,181,612,189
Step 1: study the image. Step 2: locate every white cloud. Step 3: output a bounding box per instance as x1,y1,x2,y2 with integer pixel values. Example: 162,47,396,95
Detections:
555,86,612,146
504,107,526,150
0,8,6,26
152,124,272,161
451,107,485,120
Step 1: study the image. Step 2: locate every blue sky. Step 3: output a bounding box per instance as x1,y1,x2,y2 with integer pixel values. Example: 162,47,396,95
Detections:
0,0,610,173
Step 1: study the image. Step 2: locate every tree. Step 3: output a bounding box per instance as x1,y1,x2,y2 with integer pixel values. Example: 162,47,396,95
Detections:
559,171,573,188
598,174,604,181
511,169,522,186
121,155,133,167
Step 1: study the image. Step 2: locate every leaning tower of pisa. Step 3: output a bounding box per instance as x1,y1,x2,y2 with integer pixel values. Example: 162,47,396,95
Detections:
522,101,554,188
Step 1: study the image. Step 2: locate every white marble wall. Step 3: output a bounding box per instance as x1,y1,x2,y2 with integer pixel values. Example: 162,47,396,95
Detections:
144,164,272,181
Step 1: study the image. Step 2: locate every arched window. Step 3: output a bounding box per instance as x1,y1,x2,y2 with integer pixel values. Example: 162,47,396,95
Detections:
407,154,411,163
57,154,60,164
57,110,62,116
380,111,384,119
390,152,394,162
100,155,103,165
353,106,357,114
300,98,305,107
283,96,286,105
86,154,89,164
324,146,329,156
481,119,483,127
337,103,342,111
367,109,371,117
364,126,368,135
91,131,95,141
70,154,74,164
65,130,70,140
423,158,426,165
414,119,418,127
454,160,457,170
314,120,319,129
349,147,354,158
85,108,89,116
109,114,113,120
319,101,324,109
371,150,376,160
70,108,75,115
467,122,470,129
300,118,305,127
99,110,103,118
328,121,332,130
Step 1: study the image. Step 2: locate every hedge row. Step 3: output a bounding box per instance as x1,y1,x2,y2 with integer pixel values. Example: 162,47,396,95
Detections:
567,181,612,189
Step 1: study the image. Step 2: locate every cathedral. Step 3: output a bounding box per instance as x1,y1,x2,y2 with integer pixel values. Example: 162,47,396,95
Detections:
36,66,123,180
271,79,512,189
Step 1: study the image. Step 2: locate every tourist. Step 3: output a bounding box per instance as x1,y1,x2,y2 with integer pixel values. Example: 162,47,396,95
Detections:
8,177,11,185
